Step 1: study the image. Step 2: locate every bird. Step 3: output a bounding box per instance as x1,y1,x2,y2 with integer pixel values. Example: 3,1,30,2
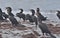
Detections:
37,14,56,38
25,9,38,28
6,7,14,16
16,9,25,21
6,7,19,26
36,8,56,38
36,8,47,21
30,9,38,28
0,8,4,20
56,10,60,19
38,22,56,38
30,9,35,16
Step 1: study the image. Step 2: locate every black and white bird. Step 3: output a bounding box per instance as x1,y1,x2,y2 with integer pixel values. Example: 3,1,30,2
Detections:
0,8,4,20
6,7,14,16
16,9,25,21
6,7,26,27
38,21,56,38
56,10,60,19
25,9,38,28
6,7,19,26
30,9,38,28
37,13,56,38
36,8,47,21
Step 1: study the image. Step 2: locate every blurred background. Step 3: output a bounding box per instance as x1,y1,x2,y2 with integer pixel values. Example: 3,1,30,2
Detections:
0,0,60,11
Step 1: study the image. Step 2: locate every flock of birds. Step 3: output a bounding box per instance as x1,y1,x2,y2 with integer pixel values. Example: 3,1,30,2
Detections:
0,7,60,38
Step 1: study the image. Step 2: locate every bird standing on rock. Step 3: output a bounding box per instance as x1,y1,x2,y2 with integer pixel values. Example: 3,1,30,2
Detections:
6,7,19,26
25,9,38,26
6,7,25,27
16,9,25,22
0,8,4,20
38,21,56,38
30,9,38,28
56,10,60,19
36,8,47,21
6,7,14,16
36,13,56,38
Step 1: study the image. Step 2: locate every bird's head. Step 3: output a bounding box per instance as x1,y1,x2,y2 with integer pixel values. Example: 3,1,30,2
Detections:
19,8,23,13
0,8,2,12
36,8,40,12
6,7,12,13
30,9,35,16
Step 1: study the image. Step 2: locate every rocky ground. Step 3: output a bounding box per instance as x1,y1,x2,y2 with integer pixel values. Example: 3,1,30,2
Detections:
0,20,60,38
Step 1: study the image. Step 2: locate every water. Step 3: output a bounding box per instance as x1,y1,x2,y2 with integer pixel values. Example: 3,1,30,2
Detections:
0,0,60,21
0,0,60,11
0,0,60,22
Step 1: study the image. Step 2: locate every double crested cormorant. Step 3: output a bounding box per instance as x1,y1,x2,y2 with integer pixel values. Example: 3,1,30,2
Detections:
6,7,14,16
38,22,56,38
30,9,38,28
36,8,56,38
25,9,38,28
30,9,35,16
37,17,56,38
6,7,19,26
56,10,60,19
16,9,25,21
0,8,4,20
36,8,47,21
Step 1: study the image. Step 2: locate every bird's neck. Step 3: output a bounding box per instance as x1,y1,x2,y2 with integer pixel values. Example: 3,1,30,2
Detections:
20,11,23,13
7,11,11,13
32,14,34,16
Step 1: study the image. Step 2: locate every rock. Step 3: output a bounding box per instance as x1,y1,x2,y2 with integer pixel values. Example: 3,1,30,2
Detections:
22,33,37,38
56,24,60,27
0,24,13,29
40,37,52,38
33,30,41,36
0,34,2,38
27,27,32,29
16,26,27,30
47,24,53,28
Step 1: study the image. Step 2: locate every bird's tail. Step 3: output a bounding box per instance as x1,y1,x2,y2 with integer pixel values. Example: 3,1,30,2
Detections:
49,33,56,38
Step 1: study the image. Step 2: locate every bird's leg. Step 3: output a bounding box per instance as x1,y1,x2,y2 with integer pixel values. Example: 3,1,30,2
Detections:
12,24,15,28
19,18,21,22
35,25,37,30
9,23,13,30
42,33,46,38
13,24,17,29
11,24,13,28
23,18,25,22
